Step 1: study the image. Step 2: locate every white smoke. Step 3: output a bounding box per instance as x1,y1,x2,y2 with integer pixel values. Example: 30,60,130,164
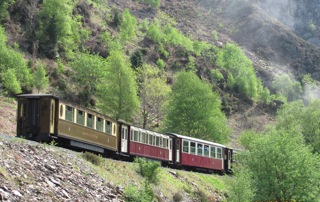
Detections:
254,0,297,30
303,84,320,104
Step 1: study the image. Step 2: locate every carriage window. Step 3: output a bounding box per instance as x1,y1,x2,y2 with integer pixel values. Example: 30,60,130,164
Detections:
156,136,160,147
148,134,153,145
130,130,134,141
138,131,142,143
142,132,147,144
76,110,84,125
96,117,103,131
153,136,157,146
210,146,216,158
65,106,74,122
183,140,189,153
87,113,94,128
113,124,116,135
106,121,112,134
60,105,64,118
204,145,209,157
134,130,139,142
190,142,196,154
197,144,203,156
160,137,163,147
217,148,222,159
163,138,168,149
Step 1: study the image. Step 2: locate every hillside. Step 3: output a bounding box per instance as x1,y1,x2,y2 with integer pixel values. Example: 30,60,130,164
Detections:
0,133,227,201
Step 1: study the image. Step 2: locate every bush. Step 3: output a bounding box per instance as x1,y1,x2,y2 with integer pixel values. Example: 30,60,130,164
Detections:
124,183,155,202
139,0,160,9
173,192,183,202
82,151,103,166
156,58,166,70
134,157,161,184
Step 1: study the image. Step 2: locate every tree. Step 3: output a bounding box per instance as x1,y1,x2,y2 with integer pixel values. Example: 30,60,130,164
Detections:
239,129,320,201
69,53,107,104
163,71,229,143
216,43,263,101
272,74,302,102
0,0,15,21
38,0,75,58
225,165,255,202
97,50,140,121
136,64,171,129
33,63,49,93
2,69,21,94
0,25,32,90
119,9,137,43
276,101,320,153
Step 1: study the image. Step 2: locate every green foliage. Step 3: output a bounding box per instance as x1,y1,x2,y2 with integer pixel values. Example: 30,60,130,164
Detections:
163,71,229,143
136,64,171,128
0,0,15,21
156,58,166,70
82,151,103,166
308,20,317,32
225,165,255,202
2,69,22,94
210,69,223,83
139,0,161,9
33,63,49,93
124,183,155,202
276,101,320,153
37,0,76,58
0,26,32,90
112,8,121,27
272,74,302,102
97,50,140,120
119,9,137,43
185,56,196,72
239,129,320,201
211,30,218,41
130,50,143,68
134,157,161,184
70,52,107,104
216,43,263,101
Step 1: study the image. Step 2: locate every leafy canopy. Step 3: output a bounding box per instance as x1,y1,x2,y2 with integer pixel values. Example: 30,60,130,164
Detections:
136,64,171,129
69,52,107,104
276,100,320,153
216,43,265,101
238,129,320,201
97,50,140,121
33,63,49,93
163,71,229,143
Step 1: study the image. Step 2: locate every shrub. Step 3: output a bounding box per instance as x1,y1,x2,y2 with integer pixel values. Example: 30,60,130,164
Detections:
173,192,183,202
130,50,143,68
82,151,102,166
124,183,155,202
134,157,161,184
139,0,160,9
156,58,166,70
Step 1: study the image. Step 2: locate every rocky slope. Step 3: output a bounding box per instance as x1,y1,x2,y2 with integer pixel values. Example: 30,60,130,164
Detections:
0,134,124,201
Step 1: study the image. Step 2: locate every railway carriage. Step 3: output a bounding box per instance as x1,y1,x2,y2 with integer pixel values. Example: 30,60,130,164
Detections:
128,125,173,163
167,133,233,173
17,94,118,155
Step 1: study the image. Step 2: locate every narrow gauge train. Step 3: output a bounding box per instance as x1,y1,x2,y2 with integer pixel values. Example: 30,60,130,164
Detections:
16,94,233,173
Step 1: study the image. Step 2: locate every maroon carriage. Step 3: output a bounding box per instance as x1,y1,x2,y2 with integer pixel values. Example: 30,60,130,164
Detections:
118,123,173,163
167,133,233,173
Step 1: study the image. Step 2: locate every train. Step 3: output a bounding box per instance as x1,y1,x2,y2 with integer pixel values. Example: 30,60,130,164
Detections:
16,94,234,173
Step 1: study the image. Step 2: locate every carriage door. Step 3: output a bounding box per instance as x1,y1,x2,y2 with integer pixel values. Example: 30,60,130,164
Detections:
228,150,232,170
169,138,173,161
121,125,128,153
176,139,180,163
